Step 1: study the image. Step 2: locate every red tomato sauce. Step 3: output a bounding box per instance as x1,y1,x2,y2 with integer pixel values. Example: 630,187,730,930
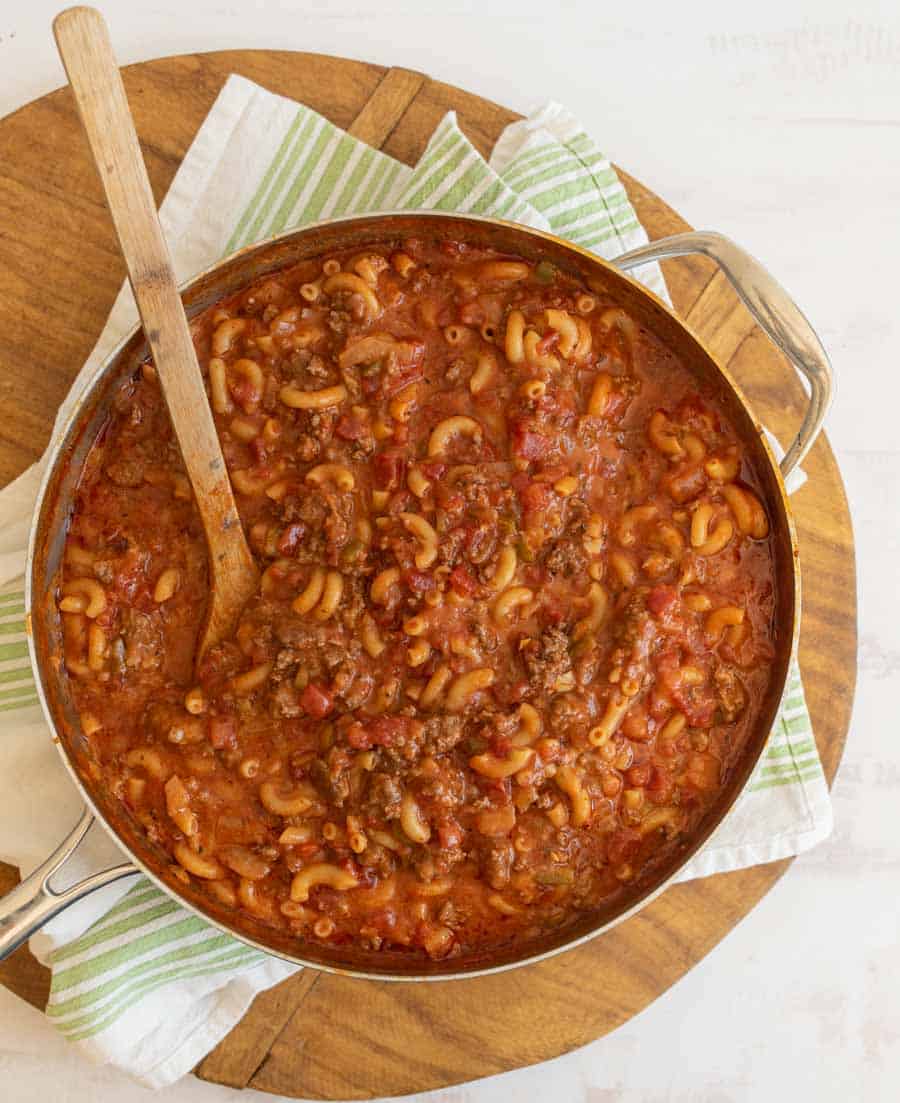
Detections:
57,240,776,961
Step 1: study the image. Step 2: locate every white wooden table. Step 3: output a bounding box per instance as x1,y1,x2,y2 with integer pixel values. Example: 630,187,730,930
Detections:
1,1,897,1099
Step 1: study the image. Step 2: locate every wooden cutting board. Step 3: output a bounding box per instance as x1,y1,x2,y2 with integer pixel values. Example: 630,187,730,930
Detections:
0,51,856,1100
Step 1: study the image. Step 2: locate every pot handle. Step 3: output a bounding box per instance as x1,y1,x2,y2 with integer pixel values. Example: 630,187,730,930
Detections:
612,231,832,478
0,807,137,961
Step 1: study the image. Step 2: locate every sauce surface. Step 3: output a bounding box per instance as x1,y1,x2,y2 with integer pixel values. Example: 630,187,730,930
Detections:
58,239,776,961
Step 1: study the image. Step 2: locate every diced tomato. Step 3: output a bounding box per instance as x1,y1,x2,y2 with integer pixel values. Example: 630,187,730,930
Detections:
383,361,425,398
510,420,551,462
300,682,334,719
647,584,677,616
347,716,414,750
449,565,478,596
520,481,553,512
209,715,237,751
393,424,409,445
373,447,406,490
335,413,368,441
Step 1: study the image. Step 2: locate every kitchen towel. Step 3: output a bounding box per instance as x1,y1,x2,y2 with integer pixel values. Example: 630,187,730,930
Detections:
0,77,832,1088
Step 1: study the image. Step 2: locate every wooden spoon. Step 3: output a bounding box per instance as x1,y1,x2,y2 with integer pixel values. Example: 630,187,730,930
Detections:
53,6,258,660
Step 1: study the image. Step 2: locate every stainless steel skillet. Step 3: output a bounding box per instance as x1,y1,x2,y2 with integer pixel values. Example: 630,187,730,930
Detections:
0,213,831,979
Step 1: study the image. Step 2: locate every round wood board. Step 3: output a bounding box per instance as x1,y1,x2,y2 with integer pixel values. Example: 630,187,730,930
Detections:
0,51,856,1100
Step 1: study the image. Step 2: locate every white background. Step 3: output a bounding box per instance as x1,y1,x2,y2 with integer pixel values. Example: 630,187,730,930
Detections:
1,0,899,1100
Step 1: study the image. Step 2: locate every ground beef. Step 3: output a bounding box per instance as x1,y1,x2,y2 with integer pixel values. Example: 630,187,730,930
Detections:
366,772,402,820
481,838,514,889
326,308,350,336
308,408,337,442
321,492,353,558
347,429,376,460
122,608,164,672
339,578,366,627
272,683,302,717
272,646,303,681
332,660,373,710
321,639,355,671
273,618,321,656
309,747,351,807
548,692,590,739
421,715,464,755
466,518,498,565
294,435,320,463
454,470,491,509
613,594,656,664
357,842,395,879
435,524,466,564
284,488,353,563
523,626,573,695
419,762,466,810
472,619,499,654
714,664,747,722
286,349,329,383
284,493,327,534
545,538,588,579
304,354,330,381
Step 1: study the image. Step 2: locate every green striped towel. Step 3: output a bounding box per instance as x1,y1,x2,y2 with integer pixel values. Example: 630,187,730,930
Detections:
0,79,831,1088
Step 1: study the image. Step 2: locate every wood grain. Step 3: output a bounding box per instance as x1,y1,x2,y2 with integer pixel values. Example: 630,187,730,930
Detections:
347,66,425,146
0,50,856,1101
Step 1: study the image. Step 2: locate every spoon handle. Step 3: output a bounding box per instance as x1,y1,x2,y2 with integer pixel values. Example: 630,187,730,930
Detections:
53,6,256,651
